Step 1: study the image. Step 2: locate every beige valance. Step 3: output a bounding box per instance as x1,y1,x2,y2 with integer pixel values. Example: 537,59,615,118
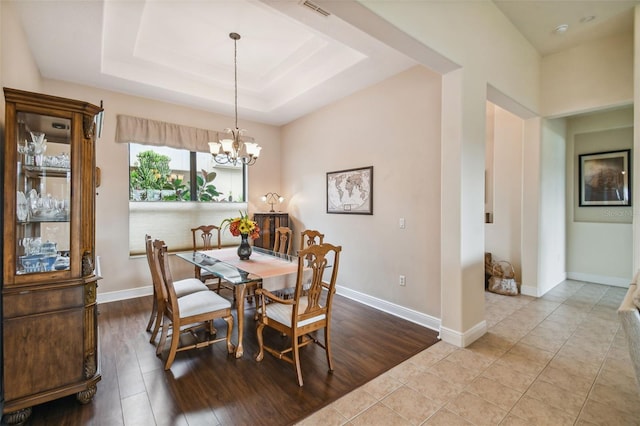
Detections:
115,114,220,153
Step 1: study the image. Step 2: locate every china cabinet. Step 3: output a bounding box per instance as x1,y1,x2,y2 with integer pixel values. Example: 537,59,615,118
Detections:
253,212,289,250
2,88,102,424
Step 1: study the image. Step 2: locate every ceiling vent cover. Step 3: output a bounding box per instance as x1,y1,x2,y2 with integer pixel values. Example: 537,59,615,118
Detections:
300,0,330,17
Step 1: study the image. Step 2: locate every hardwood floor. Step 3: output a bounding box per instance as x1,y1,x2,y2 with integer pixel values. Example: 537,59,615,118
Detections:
17,293,439,426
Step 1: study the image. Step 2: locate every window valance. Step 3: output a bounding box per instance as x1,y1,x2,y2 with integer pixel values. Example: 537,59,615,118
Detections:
115,114,219,153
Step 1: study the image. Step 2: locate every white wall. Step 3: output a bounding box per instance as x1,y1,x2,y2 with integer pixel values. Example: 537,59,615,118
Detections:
566,107,634,286
536,118,567,295
485,103,523,280
281,66,442,320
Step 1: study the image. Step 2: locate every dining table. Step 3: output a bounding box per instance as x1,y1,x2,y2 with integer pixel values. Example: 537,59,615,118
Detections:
176,246,301,358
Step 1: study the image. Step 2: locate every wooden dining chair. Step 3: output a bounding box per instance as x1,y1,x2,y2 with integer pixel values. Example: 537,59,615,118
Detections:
300,229,324,251
255,243,341,386
144,234,209,344
153,239,234,370
273,226,293,255
191,225,234,293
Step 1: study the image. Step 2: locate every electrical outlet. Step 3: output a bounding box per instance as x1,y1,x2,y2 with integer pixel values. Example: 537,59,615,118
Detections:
399,218,406,229
399,275,406,286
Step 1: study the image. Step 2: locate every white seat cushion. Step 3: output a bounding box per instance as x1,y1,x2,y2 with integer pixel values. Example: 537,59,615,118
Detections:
263,296,325,328
174,278,208,298
177,290,231,318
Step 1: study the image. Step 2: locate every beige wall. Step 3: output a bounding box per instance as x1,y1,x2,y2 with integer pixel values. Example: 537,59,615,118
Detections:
542,33,634,118
38,79,282,296
485,103,523,281
281,66,442,318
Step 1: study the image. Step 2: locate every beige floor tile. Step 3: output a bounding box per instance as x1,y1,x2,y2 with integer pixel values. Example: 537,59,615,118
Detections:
423,408,473,425
408,348,443,369
445,391,507,426
518,331,566,353
381,385,441,425
596,364,639,395
507,342,555,365
445,347,494,372
495,351,547,377
535,318,578,337
499,414,532,425
405,371,463,406
464,376,523,411
524,378,586,418
424,341,458,358
536,364,594,397
296,405,348,426
330,386,377,419
349,402,412,426
386,359,427,383
600,355,637,379
481,361,537,393
578,398,640,425
588,382,640,416
510,395,576,426
360,371,403,400
547,354,601,379
427,358,480,387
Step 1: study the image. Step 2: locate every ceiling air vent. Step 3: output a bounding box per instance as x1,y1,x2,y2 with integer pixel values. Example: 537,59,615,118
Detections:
301,0,330,17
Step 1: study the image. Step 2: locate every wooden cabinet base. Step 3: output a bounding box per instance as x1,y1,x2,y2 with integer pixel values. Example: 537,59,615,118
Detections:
2,376,100,425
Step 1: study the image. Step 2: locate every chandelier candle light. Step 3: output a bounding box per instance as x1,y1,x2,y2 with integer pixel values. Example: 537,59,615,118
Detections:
209,32,262,166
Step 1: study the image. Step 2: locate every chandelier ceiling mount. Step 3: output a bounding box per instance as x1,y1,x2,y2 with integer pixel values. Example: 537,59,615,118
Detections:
209,32,261,166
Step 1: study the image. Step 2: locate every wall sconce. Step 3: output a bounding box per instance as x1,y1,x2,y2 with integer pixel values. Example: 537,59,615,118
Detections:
261,192,284,212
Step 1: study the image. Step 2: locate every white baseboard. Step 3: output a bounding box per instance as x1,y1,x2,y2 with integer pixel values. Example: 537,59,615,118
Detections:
520,284,540,297
98,285,152,304
567,272,631,288
336,285,440,332
439,320,487,348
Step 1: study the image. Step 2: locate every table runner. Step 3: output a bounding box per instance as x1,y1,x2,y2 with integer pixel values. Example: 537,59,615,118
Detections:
201,248,300,291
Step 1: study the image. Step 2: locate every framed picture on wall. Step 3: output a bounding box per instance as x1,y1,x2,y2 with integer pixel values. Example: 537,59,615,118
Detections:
579,149,631,206
326,166,373,214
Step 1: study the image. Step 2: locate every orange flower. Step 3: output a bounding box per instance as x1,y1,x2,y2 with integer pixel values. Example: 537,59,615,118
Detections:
222,211,260,240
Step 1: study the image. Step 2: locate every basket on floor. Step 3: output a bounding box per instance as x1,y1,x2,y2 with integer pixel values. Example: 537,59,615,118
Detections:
488,260,519,296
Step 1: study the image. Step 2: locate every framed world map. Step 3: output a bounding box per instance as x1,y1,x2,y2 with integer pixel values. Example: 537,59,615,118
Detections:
326,166,373,214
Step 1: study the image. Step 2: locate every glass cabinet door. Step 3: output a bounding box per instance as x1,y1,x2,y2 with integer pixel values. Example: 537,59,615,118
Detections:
15,112,71,274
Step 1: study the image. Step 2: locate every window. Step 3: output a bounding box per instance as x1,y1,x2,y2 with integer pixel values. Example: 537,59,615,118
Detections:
127,143,249,255
128,143,245,202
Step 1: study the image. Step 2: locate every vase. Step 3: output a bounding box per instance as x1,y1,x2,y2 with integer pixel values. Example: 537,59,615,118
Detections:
237,233,252,260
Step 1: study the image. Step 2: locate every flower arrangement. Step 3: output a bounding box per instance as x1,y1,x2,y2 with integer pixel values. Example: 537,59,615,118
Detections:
222,211,260,239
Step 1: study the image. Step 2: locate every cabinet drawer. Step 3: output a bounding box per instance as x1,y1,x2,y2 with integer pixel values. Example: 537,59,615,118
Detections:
4,285,84,318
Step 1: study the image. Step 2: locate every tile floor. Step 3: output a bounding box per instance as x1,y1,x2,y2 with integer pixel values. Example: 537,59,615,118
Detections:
298,280,640,425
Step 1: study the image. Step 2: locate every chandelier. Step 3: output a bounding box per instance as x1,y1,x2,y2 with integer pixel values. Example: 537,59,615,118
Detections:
209,33,261,166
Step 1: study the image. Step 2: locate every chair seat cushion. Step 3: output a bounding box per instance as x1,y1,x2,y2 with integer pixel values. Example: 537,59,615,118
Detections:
262,296,325,327
174,278,209,298
178,290,231,318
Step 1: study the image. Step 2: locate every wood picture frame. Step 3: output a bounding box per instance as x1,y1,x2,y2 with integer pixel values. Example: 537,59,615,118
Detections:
579,149,631,206
326,166,373,214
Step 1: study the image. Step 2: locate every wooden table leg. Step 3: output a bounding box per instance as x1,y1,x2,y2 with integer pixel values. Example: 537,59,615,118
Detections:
234,283,247,358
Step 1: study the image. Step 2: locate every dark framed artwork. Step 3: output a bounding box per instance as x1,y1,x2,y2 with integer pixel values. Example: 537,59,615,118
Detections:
326,166,373,214
579,149,631,206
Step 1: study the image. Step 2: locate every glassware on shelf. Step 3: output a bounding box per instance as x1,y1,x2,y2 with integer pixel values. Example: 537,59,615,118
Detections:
23,131,47,166
17,191,28,221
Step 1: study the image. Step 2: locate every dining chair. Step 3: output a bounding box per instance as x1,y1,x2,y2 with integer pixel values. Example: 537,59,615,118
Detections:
144,234,209,344
191,225,234,293
273,226,293,255
255,243,342,386
153,239,234,370
300,229,324,252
